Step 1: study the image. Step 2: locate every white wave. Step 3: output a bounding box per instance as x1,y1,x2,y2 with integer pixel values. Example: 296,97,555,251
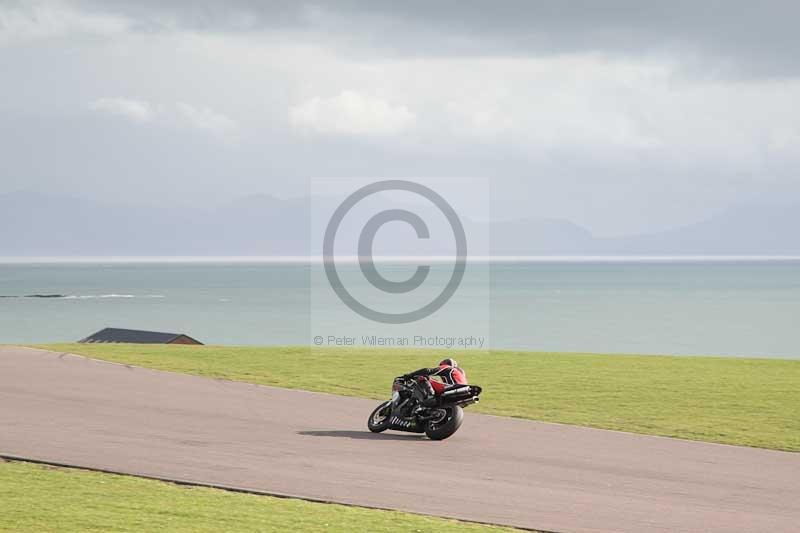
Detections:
61,294,165,299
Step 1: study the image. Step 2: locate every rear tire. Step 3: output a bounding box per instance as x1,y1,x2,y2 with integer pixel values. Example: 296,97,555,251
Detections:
367,401,392,433
424,406,463,440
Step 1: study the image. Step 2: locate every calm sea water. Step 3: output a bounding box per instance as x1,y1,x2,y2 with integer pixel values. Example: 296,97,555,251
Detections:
1,260,799,358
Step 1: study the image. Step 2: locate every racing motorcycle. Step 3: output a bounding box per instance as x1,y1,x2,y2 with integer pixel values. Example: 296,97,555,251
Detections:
367,376,482,440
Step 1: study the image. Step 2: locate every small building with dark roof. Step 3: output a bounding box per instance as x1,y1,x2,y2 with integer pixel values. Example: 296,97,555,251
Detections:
79,327,203,345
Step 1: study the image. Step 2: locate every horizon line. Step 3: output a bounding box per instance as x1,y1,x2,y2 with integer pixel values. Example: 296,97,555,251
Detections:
2,255,800,264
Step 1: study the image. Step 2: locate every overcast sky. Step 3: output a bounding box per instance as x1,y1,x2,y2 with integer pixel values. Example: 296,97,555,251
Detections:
1,0,799,236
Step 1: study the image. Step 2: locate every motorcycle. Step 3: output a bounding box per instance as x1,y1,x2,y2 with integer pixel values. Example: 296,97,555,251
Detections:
367,376,482,440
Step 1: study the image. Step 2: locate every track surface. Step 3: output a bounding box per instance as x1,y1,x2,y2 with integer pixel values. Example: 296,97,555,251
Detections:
1,347,799,532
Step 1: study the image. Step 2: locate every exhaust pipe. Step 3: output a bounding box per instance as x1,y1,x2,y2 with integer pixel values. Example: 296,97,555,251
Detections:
459,397,480,406
442,388,472,398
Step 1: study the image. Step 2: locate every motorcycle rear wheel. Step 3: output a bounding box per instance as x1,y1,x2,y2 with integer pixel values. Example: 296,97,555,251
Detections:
424,405,463,440
367,401,392,433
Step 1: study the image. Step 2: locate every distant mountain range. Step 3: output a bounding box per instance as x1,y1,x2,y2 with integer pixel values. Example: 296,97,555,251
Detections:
1,191,798,256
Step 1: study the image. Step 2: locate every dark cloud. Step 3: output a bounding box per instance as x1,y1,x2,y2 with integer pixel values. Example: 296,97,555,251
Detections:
73,0,800,77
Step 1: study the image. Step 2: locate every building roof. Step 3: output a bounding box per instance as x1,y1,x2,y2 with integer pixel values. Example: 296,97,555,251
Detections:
79,327,202,345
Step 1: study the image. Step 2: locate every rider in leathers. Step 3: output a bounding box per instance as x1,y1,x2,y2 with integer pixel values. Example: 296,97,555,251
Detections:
402,358,467,407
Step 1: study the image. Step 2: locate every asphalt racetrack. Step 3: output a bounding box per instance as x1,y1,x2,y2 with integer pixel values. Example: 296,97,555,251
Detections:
1,347,798,532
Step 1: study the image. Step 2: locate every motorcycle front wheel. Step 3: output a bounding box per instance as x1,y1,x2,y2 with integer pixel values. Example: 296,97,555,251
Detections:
367,401,392,433
424,405,463,440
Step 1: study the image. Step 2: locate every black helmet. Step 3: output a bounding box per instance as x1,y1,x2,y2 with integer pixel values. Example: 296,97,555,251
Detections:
439,358,458,368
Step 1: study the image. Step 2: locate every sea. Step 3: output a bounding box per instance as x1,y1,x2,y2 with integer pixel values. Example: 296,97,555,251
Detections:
1,257,799,359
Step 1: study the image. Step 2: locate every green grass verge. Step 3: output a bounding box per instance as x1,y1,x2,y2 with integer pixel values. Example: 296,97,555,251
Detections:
0,460,517,532
36,344,800,451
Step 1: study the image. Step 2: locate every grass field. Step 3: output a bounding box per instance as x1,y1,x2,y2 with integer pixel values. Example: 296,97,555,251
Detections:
37,343,800,451
0,459,516,532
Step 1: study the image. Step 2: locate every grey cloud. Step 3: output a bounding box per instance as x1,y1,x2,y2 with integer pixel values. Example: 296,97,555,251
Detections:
69,0,800,77
2,0,800,239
